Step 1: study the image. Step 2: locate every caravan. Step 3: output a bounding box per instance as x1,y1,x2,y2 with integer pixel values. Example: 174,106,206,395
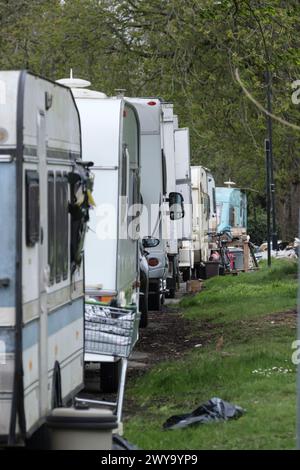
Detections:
0,71,91,445
191,166,210,277
161,103,184,297
126,97,167,311
57,78,141,390
174,128,194,282
216,186,247,235
57,78,141,311
127,98,184,309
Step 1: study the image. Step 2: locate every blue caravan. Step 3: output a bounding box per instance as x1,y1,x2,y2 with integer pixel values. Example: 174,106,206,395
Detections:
216,187,247,234
0,71,93,445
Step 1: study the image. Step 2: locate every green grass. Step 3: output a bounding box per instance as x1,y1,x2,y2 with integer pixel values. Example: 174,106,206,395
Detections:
124,259,298,450
180,259,298,323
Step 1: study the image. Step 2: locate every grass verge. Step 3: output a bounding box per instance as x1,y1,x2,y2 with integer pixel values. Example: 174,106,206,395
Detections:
124,259,298,450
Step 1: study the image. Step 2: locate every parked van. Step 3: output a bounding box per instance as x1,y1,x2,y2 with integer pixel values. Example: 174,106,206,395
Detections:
174,128,194,281
0,71,91,445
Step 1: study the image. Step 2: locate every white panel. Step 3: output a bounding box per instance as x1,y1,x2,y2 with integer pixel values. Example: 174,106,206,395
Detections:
0,71,19,148
175,128,192,241
23,75,81,153
161,103,178,254
76,99,121,167
0,307,15,326
85,169,118,290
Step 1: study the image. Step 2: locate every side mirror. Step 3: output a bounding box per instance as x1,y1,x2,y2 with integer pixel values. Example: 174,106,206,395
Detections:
142,237,160,248
168,192,184,220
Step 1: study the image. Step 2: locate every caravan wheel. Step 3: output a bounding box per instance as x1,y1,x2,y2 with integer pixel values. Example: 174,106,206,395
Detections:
182,268,192,282
148,291,161,311
100,361,121,393
139,311,148,328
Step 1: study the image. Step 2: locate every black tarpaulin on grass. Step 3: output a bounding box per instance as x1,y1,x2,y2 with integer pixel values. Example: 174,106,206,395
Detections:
163,397,245,430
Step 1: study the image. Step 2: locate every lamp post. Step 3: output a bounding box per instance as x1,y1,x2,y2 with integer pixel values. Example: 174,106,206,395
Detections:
265,70,278,253
265,139,272,267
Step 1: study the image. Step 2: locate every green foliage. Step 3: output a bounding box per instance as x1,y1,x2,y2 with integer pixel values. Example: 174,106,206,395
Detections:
1,1,300,235
247,205,268,245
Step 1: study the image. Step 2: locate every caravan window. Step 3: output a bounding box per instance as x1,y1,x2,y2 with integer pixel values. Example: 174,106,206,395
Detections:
121,145,128,197
25,170,40,247
48,171,55,285
55,172,69,283
62,173,69,280
229,206,235,227
203,193,210,221
55,172,63,282
212,187,217,214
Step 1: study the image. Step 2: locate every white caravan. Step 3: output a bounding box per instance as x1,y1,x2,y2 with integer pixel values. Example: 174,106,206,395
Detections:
191,166,210,277
57,79,141,310
0,71,91,445
57,78,141,392
161,103,183,297
126,98,184,309
126,97,167,310
207,170,217,233
174,128,194,281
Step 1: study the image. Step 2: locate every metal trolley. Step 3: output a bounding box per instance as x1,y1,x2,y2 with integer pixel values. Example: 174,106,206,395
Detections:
76,301,140,424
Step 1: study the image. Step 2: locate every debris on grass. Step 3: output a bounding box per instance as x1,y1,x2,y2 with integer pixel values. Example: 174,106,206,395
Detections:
163,397,244,430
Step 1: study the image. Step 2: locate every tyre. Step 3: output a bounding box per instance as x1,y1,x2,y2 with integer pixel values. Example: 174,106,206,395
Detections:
139,311,148,328
139,287,149,328
100,361,121,393
168,288,176,299
182,268,191,282
148,291,161,311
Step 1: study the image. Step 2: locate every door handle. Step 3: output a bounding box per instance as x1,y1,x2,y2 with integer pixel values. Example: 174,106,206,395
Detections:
40,227,44,244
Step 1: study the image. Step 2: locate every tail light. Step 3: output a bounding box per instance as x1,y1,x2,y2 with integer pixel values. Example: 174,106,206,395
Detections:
148,257,159,267
94,295,114,304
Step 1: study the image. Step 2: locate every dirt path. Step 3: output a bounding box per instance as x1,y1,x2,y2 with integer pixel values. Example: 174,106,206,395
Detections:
127,298,222,380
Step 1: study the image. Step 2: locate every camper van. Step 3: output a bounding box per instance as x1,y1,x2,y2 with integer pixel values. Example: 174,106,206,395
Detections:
174,128,194,282
191,166,210,277
0,71,91,445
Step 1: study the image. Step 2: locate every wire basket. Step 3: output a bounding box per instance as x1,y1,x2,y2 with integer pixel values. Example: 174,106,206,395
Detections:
85,302,140,358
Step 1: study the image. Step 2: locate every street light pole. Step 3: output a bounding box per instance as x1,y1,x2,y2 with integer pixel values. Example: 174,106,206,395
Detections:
265,70,278,251
265,139,272,267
